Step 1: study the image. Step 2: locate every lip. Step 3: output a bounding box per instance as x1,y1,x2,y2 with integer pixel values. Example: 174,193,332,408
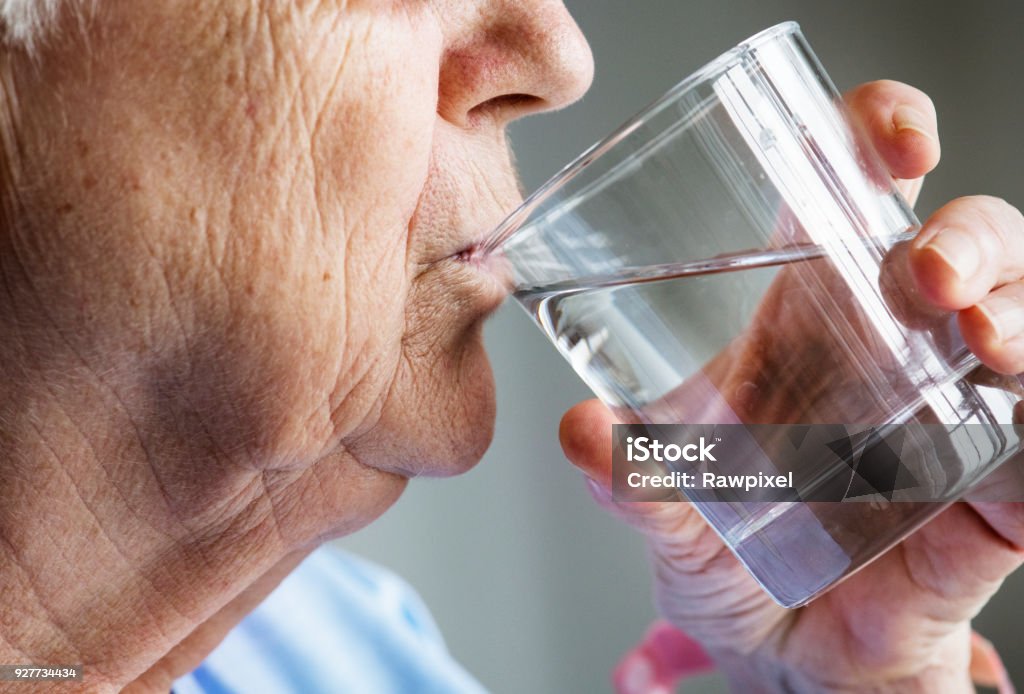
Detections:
434,244,515,312
431,227,515,285
452,237,491,264
419,225,500,267
413,226,516,321
411,170,525,283
438,228,498,265
408,171,522,308
463,244,514,287
422,189,525,270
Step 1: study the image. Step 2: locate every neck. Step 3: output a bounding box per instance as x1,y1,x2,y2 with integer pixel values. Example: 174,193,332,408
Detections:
0,363,293,690
0,318,406,690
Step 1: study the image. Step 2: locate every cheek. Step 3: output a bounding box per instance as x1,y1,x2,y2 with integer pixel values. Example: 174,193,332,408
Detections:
173,10,445,462
313,17,442,325
305,19,445,429
18,3,454,473
318,38,440,252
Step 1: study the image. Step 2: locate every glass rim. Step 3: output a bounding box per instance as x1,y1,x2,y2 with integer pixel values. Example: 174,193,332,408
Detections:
488,20,802,251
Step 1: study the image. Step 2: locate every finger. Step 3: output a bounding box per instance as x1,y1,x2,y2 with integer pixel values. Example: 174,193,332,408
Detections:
967,501,1024,555
959,280,1024,374
844,80,940,185
896,176,925,209
559,398,617,487
970,631,1016,694
817,502,1023,659
560,402,787,651
902,503,1023,619
559,400,726,549
909,195,1024,311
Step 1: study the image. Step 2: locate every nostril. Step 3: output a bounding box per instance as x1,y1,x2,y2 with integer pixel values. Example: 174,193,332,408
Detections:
466,93,546,123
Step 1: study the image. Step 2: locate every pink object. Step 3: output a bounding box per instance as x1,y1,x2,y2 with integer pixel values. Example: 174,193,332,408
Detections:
612,622,1016,693
612,621,715,694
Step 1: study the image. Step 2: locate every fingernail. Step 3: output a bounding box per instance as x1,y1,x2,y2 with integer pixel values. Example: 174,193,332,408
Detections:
977,295,1024,344
920,227,982,281
893,105,934,139
912,224,940,249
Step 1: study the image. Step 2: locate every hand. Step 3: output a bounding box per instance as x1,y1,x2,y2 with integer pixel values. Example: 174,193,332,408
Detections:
560,80,1024,692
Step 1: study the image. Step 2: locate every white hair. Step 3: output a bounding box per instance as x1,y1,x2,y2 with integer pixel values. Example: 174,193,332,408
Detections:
0,0,69,52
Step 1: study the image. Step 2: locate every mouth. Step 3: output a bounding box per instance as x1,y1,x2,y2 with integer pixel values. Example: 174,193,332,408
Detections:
456,236,513,276
430,239,515,315
453,239,492,265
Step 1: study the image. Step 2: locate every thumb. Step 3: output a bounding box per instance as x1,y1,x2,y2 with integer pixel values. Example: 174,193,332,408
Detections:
561,399,622,491
560,399,787,653
558,399,725,554
559,399,617,488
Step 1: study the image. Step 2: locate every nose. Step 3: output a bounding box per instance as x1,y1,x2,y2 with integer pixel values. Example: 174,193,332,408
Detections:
437,0,595,128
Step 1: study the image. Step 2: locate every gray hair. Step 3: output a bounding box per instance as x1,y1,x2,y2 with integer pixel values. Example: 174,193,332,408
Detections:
0,0,71,52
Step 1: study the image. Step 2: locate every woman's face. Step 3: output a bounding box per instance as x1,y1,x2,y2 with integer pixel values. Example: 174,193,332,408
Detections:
9,1,591,487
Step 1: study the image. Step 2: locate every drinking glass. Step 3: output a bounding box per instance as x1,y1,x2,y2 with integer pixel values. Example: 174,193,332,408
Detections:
486,22,1024,607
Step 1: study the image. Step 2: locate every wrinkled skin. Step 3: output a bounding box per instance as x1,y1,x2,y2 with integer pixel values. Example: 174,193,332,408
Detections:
0,1,591,690
3,1,1022,692
562,81,1024,691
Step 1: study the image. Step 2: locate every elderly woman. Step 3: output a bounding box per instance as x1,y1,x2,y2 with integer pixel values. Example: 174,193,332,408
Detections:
0,0,1021,692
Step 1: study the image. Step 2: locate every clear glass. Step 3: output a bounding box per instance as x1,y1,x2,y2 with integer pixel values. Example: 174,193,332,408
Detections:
489,22,1024,607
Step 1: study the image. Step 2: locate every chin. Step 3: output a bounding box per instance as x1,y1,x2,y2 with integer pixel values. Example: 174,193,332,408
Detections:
422,338,498,478
351,327,499,480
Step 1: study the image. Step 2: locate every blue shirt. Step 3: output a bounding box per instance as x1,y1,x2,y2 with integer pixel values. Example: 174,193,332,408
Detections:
172,548,487,694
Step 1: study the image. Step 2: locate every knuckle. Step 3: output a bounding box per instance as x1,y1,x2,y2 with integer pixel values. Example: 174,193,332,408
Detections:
993,195,1024,228
977,196,1023,252
947,195,1017,244
973,197,1007,233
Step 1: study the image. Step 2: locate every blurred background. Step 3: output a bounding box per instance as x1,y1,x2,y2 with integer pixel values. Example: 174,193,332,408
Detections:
339,0,1024,691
